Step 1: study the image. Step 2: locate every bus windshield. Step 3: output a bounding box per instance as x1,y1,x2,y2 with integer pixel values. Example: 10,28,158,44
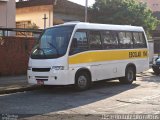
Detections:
31,25,75,59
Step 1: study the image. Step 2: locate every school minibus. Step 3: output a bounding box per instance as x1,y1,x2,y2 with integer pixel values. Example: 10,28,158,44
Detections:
27,22,149,90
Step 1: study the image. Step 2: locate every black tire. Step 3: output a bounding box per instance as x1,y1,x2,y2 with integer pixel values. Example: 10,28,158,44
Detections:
153,70,160,75
75,71,91,91
119,66,136,84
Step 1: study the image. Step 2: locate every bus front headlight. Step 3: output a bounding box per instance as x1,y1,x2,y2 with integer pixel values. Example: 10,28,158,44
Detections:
51,66,64,70
28,66,32,70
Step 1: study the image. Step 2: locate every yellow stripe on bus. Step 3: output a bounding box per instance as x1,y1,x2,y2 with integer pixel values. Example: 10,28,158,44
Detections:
69,49,148,64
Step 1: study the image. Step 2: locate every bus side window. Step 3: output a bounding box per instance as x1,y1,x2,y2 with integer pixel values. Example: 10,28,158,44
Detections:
69,31,88,55
89,31,102,50
102,31,119,49
118,32,133,49
133,32,147,48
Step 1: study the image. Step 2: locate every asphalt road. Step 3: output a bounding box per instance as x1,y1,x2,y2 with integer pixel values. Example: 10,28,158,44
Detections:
0,70,160,120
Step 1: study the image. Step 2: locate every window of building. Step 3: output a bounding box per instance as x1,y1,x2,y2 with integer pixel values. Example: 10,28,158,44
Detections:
16,21,31,28
89,31,102,50
153,4,159,6
16,21,32,36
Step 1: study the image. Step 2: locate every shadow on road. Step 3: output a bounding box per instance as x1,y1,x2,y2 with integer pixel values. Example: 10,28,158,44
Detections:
0,80,139,118
140,75,160,83
137,70,160,83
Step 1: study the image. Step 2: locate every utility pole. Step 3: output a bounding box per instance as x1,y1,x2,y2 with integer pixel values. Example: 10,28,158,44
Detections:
54,0,58,5
53,0,58,26
43,14,48,29
5,1,8,28
85,0,88,22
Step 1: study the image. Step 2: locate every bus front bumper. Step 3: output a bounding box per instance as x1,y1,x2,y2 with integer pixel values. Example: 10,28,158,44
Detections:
27,70,74,85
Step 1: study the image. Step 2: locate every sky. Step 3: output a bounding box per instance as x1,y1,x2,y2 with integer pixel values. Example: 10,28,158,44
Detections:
68,0,95,6
16,0,95,6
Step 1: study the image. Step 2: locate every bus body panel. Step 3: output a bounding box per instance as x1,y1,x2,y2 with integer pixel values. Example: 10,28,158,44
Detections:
69,48,149,81
28,70,74,85
69,58,148,82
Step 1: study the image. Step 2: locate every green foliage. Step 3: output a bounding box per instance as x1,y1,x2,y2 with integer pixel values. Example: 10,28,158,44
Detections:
28,23,39,29
90,0,159,33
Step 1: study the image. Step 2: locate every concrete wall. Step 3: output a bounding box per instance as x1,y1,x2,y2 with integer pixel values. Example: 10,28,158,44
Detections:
0,37,35,76
0,0,16,28
148,40,154,63
16,5,53,29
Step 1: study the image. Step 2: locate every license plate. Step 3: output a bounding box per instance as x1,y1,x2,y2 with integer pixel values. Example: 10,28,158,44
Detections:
37,80,44,85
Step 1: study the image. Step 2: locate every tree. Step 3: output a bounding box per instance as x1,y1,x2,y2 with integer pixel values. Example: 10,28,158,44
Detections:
89,0,159,34
28,23,39,29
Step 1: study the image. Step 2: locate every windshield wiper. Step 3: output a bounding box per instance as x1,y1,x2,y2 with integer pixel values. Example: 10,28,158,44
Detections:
37,46,46,57
47,42,59,57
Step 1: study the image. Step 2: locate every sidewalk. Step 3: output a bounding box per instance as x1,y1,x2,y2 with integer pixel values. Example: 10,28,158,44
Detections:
0,75,39,94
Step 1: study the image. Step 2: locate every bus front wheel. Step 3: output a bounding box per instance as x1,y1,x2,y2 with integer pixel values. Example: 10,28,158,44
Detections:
75,71,91,91
119,66,136,84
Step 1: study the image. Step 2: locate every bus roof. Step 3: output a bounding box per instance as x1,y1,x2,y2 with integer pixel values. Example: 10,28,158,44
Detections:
62,22,144,32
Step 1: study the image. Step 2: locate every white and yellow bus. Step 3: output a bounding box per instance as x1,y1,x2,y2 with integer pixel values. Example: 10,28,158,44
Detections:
28,22,149,90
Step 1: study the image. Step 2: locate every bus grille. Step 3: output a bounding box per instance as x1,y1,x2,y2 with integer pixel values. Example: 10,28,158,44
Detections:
32,68,51,72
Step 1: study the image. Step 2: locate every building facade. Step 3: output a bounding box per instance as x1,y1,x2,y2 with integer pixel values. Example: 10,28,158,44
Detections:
16,0,85,29
136,0,160,12
0,0,16,28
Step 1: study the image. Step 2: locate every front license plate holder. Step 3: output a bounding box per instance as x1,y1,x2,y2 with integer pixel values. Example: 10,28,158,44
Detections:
37,80,44,85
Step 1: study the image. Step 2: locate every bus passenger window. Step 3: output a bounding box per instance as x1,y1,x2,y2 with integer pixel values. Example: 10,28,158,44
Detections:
118,32,133,49
102,31,118,49
133,32,147,48
70,31,88,55
89,31,102,50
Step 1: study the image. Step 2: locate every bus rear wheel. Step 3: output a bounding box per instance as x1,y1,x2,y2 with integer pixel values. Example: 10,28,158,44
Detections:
75,71,91,91
119,66,136,84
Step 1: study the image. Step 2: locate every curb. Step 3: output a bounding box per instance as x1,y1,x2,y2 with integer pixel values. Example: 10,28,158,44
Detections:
0,85,42,95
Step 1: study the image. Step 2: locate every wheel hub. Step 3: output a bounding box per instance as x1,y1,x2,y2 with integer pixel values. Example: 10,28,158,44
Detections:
78,76,87,88
128,70,134,81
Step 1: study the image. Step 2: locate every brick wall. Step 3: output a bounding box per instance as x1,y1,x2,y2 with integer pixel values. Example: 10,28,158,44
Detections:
0,37,35,76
